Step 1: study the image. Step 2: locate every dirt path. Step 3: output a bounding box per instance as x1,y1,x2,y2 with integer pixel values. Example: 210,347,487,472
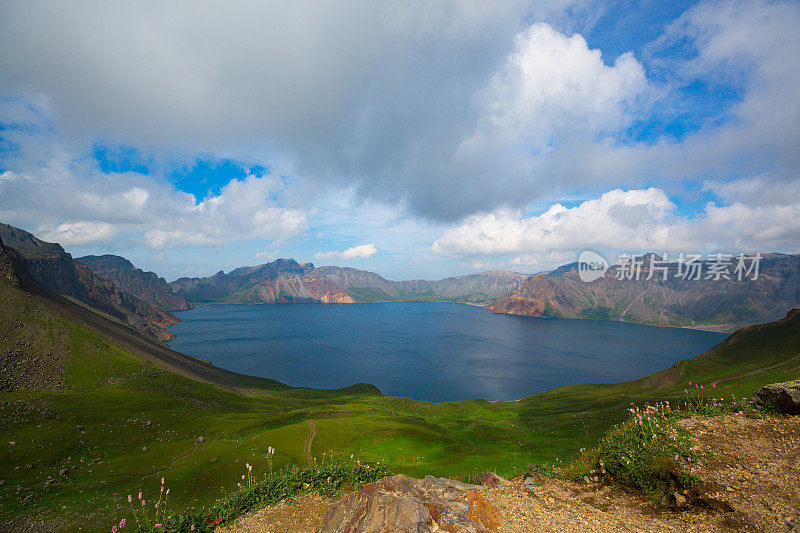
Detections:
304,420,317,467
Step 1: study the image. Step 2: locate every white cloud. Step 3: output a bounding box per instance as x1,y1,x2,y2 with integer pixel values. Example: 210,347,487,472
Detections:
0,161,308,248
315,243,378,262
432,184,800,265
39,221,116,246
486,23,647,141
255,249,278,261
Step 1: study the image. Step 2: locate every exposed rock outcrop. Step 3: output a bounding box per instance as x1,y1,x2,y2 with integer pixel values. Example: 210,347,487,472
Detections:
491,253,800,330
76,254,193,311
752,380,800,414
319,474,500,533
0,236,21,287
0,223,180,341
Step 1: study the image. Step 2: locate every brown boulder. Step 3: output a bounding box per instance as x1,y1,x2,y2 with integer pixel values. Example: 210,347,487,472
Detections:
319,474,501,533
752,380,800,414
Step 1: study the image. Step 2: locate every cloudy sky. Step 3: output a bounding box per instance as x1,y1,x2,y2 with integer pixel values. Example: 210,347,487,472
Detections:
1,0,798,281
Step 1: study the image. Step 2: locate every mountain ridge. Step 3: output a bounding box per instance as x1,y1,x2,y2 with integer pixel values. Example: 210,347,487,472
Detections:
169,261,530,305
492,252,800,331
0,223,181,341
76,254,193,311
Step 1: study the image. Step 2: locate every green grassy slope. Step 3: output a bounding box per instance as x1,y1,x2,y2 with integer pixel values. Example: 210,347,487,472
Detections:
1,278,798,531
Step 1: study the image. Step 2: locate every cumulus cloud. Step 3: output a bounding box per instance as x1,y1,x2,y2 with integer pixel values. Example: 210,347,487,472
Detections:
0,155,308,248
315,244,378,262
432,184,800,268
0,1,655,220
39,221,116,246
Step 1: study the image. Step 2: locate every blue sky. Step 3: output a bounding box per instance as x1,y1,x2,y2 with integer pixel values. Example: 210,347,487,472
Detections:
0,1,798,281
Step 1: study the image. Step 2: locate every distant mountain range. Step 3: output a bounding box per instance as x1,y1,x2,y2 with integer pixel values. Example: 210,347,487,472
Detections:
492,253,800,331
2,221,799,336
168,260,528,304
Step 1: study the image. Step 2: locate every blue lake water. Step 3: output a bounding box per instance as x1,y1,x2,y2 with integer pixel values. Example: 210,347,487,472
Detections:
167,302,727,402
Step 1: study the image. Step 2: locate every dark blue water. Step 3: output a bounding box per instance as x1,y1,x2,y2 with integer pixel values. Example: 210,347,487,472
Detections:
167,302,727,402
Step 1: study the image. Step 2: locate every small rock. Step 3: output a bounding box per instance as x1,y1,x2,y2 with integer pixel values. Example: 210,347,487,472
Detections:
726,486,734,492
674,493,687,508
58,469,66,476
195,436,205,445
142,447,148,452
75,426,84,432
523,477,535,487
145,420,152,427
8,442,14,446
476,471,511,488
547,497,555,504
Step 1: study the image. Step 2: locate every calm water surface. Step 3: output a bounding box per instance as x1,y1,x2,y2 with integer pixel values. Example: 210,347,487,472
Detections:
167,302,727,402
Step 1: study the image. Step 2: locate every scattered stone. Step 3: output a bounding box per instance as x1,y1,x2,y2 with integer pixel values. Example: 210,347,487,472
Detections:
8,441,14,446
319,474,500,533
75,426,84,432
142,447,148,452
546,497,555,504
477,472,511,488
523,477,535,488
673,492,687,508
58,469,66,476
751,380,800,414
195,436,205,445
145,420,152,427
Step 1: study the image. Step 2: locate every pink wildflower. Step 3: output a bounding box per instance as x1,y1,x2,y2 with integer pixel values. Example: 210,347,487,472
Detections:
191,527,195,531
138,492,142,500
120,519,126,528
161,477,164,485
113,527,118,533
128,495,132,503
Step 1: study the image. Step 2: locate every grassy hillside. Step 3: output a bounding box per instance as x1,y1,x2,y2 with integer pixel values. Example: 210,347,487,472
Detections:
1,278,798,531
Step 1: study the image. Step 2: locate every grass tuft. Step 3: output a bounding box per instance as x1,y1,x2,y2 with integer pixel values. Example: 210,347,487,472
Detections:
110,460,391,532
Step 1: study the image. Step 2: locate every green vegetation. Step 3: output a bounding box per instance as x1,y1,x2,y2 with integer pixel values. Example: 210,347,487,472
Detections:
1,279,798,531
117,461,391,532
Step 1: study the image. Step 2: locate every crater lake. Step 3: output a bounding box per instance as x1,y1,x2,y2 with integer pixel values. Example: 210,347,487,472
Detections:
167,302,727,402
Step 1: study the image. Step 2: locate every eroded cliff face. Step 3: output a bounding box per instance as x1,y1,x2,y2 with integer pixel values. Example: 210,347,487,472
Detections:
76,255,193,311
75,262,180,340
491,254,800,329
490,295,547,317
170,260,357,305
0,223,180,341
0,237,21,287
